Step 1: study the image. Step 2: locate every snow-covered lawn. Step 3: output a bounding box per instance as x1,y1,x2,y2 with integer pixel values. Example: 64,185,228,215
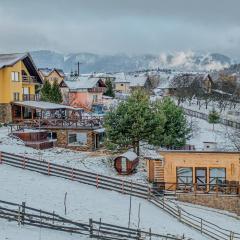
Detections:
0,219,89,240
0,164,209,240
178,99,240,123
187,116,236,150
0,127,147,183
172,200,240,233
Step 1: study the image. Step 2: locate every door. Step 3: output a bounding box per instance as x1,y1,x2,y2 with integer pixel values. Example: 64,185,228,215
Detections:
195,168,207,191
121,157,127,173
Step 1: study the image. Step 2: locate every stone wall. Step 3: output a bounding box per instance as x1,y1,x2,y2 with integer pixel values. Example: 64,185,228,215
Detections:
177,193,240,215
0,104,12,123
51,129,95,152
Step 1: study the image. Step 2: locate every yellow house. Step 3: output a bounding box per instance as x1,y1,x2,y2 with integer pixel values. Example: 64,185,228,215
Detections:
38,68,65,85
0,53,42,123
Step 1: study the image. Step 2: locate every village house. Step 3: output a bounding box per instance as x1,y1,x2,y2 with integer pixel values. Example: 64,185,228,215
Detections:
114,73,153,94
0,53,43,123
146,150,240,193
38,68,65,85
64,76,106,113
11,101,105,151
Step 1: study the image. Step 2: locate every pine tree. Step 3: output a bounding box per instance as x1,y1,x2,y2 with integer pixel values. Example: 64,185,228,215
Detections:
150,97,191,148
50,80,63,103
208,109,220,130
40,80,51,102
104,89,165,155
104,78,115,97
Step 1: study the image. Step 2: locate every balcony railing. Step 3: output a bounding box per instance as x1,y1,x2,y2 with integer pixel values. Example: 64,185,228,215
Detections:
88,87,105,93
23,94,39,101
22,75,37,83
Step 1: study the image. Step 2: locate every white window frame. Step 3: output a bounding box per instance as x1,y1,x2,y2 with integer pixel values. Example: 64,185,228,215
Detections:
11,72,19,81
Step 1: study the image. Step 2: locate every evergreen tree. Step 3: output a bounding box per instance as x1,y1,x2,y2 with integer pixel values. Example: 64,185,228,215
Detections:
104,78,115,97
50,80,63,103
156,97,190,147
40,80,51,102
104,89,165,155
208,109,220,130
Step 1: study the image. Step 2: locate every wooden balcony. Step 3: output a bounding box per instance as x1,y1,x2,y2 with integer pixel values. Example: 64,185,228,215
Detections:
88,87,105,93
23,94,39,101
22,75,37,83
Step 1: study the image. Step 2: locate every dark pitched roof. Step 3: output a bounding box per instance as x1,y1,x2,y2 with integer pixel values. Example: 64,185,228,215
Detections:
0,53,43,84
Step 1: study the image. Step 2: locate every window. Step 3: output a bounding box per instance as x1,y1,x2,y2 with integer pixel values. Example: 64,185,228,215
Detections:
177,167,193,184
93,95,98,103
121,84,124,86
209,168,226,185
13,92,20,101
11,72,19,81
68,132,87,146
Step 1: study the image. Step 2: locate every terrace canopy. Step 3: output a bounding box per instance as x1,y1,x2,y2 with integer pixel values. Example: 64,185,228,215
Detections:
12,101,83,121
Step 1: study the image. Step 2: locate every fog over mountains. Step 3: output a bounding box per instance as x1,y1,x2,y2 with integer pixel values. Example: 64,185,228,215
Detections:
30,50,234,73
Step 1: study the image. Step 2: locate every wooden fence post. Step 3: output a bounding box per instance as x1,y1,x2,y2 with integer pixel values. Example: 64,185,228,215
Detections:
178,206,181,221
96,175,99,189
89,218,93,238
149,228,151,240
200,218,203,234
22,155,26,169
21,202,26,225
122,180,124,194
18,205,21,226
0,152,2,164
48,162,50,176
52,211,55,224
71,168,74,180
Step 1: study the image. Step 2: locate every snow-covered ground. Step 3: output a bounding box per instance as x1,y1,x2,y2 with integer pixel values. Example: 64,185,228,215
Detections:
0,127,147,183
0,219,90,240
0,164,209,240
187,116,236,150
178,99,240,123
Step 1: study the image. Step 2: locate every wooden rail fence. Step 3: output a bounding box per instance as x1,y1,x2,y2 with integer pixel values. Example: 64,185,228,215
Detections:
0,199,182,240
183,108,240,129
0,151,239,240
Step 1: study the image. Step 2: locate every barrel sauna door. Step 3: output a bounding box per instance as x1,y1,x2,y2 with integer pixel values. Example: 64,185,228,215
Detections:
195,168,207,191
121,157,127,173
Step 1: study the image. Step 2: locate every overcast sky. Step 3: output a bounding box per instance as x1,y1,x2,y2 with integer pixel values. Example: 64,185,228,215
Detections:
1,0,240,57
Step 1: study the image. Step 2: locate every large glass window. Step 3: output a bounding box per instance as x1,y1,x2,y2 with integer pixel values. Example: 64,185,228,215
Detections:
68,132,87,146
209,168,226,185
177,167,193,184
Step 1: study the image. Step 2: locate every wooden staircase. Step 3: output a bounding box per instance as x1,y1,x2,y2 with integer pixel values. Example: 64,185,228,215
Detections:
153,160,164,183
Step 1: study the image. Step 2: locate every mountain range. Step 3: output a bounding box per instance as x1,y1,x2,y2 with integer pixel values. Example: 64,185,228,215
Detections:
30,50,235,73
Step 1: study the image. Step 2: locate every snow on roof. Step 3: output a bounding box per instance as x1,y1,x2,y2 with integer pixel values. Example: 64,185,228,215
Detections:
14,101,79,110
115,74,148,87
65,76,105,90
0,53,27,69
38,68,65,78
117,151,138,161
93,128,105,133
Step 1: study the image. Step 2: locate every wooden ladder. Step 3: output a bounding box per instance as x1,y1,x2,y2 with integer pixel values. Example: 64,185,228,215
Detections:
153,160,164,183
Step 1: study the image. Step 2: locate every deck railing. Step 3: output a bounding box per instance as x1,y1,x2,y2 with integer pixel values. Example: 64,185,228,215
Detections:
13,116,104,129
22,75,37,83
0,151,240,240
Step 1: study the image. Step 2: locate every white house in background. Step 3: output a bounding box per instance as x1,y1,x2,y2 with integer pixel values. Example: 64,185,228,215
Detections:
114,73,152,94
154,74,176,96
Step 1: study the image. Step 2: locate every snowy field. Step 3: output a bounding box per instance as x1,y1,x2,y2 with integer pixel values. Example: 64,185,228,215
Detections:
187,116,236,150
178,99,240,123
0,127,147,183
0,164,210,240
